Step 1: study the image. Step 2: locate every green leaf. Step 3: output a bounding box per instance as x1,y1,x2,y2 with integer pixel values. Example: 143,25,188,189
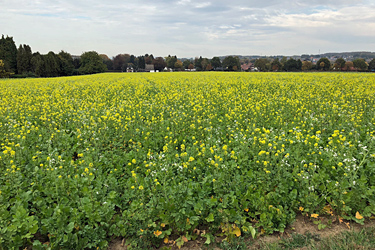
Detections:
66,222,75,233
205,213,214,222
249,226,256,239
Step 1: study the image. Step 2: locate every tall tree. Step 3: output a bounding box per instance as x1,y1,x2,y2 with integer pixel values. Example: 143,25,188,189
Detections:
316,58,331,71
100,54,113,71
31,52,45,77
17,44,33,74
152,57,166,71
335,58,346,70
271,58,282,71
211,57,221,69
79,51,107,74
113,54,130,71
44,52,61,77
59,51,74,76
0,59,11,78
222,56,240,71
166,55,177,69
182,59,192,69
369,58,375,71
0,35,18,73
194,56,203,71
137,56,145,70
301,61,313,71
174,60,183,71
353,58,368,71
254,58,270,72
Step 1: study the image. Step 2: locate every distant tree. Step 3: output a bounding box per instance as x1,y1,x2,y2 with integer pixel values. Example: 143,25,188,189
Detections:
182,60,192,69
174,60,183,71
343,61,354,71
335,58,346,70
201,58,209,71
301,61,313,71
113,54,130,71
137,56,145,70
206,64,213,71
369,58,375,71
166,55,177,69
100,54,113,71
194,56,203,71
280,56,287,69
0,35,18,73
222,56,241,71
283,58,302,71
152,57,166,71
211,57,222,69
17,44,33,74
254,58,270,72
353,58,368,71
59,51,74,76
271,58,282,71
0,59,11,78
316,58,331,71
31,52,45,76
188,63,194,70
79,51,107,75
145,54,154,64
44,52,61,77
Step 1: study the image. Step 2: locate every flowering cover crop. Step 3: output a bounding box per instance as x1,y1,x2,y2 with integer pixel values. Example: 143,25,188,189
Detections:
0,72,375,249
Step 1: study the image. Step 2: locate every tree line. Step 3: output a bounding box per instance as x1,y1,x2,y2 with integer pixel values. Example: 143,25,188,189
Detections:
1,35,374,78
252,57,375,72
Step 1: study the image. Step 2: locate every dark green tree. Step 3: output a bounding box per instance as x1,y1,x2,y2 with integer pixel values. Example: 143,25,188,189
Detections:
194,56,203,71
79,51,107,75
353,58,368,71
254,58,270,72
335,58,346,70
152,57,166,71
100,54,113,71
31,52,45,76
0,59,11,78
0,35,18,73
222,56,240,71
182,59,192,69
316,58,331,71
271,58,282,71
211,57,222,69
166,55,177,69
58,51,75,76
17,44,33,74
44,52,61,77
369,58,375,71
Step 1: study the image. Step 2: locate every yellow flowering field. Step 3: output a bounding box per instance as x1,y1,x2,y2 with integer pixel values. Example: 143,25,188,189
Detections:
0,72,375,249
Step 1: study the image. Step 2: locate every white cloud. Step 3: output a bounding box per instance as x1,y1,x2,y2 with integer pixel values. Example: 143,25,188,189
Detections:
1,0,374,57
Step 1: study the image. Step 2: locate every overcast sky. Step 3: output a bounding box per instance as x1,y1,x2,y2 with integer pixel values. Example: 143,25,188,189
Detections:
1,0,375,58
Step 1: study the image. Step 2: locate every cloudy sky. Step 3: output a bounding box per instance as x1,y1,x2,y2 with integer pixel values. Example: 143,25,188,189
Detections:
1,0,375,58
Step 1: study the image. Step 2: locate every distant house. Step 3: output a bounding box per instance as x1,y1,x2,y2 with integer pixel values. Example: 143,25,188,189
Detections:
241,63,254,71
145,64,154,72
71,55,81,60
126,66,134,73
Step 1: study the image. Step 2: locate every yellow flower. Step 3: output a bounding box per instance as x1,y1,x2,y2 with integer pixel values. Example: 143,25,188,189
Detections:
132,159,136,164
139,185,144,190
311,214,319,218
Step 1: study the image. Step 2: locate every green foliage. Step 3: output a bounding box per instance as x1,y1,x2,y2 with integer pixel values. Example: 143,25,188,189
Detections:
0,59,11,78
79,51,107,74
17,44,33,75
353,58,368,71
0,35,18,73
316,58,331,71
222,56,241,71
0,72,375,249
